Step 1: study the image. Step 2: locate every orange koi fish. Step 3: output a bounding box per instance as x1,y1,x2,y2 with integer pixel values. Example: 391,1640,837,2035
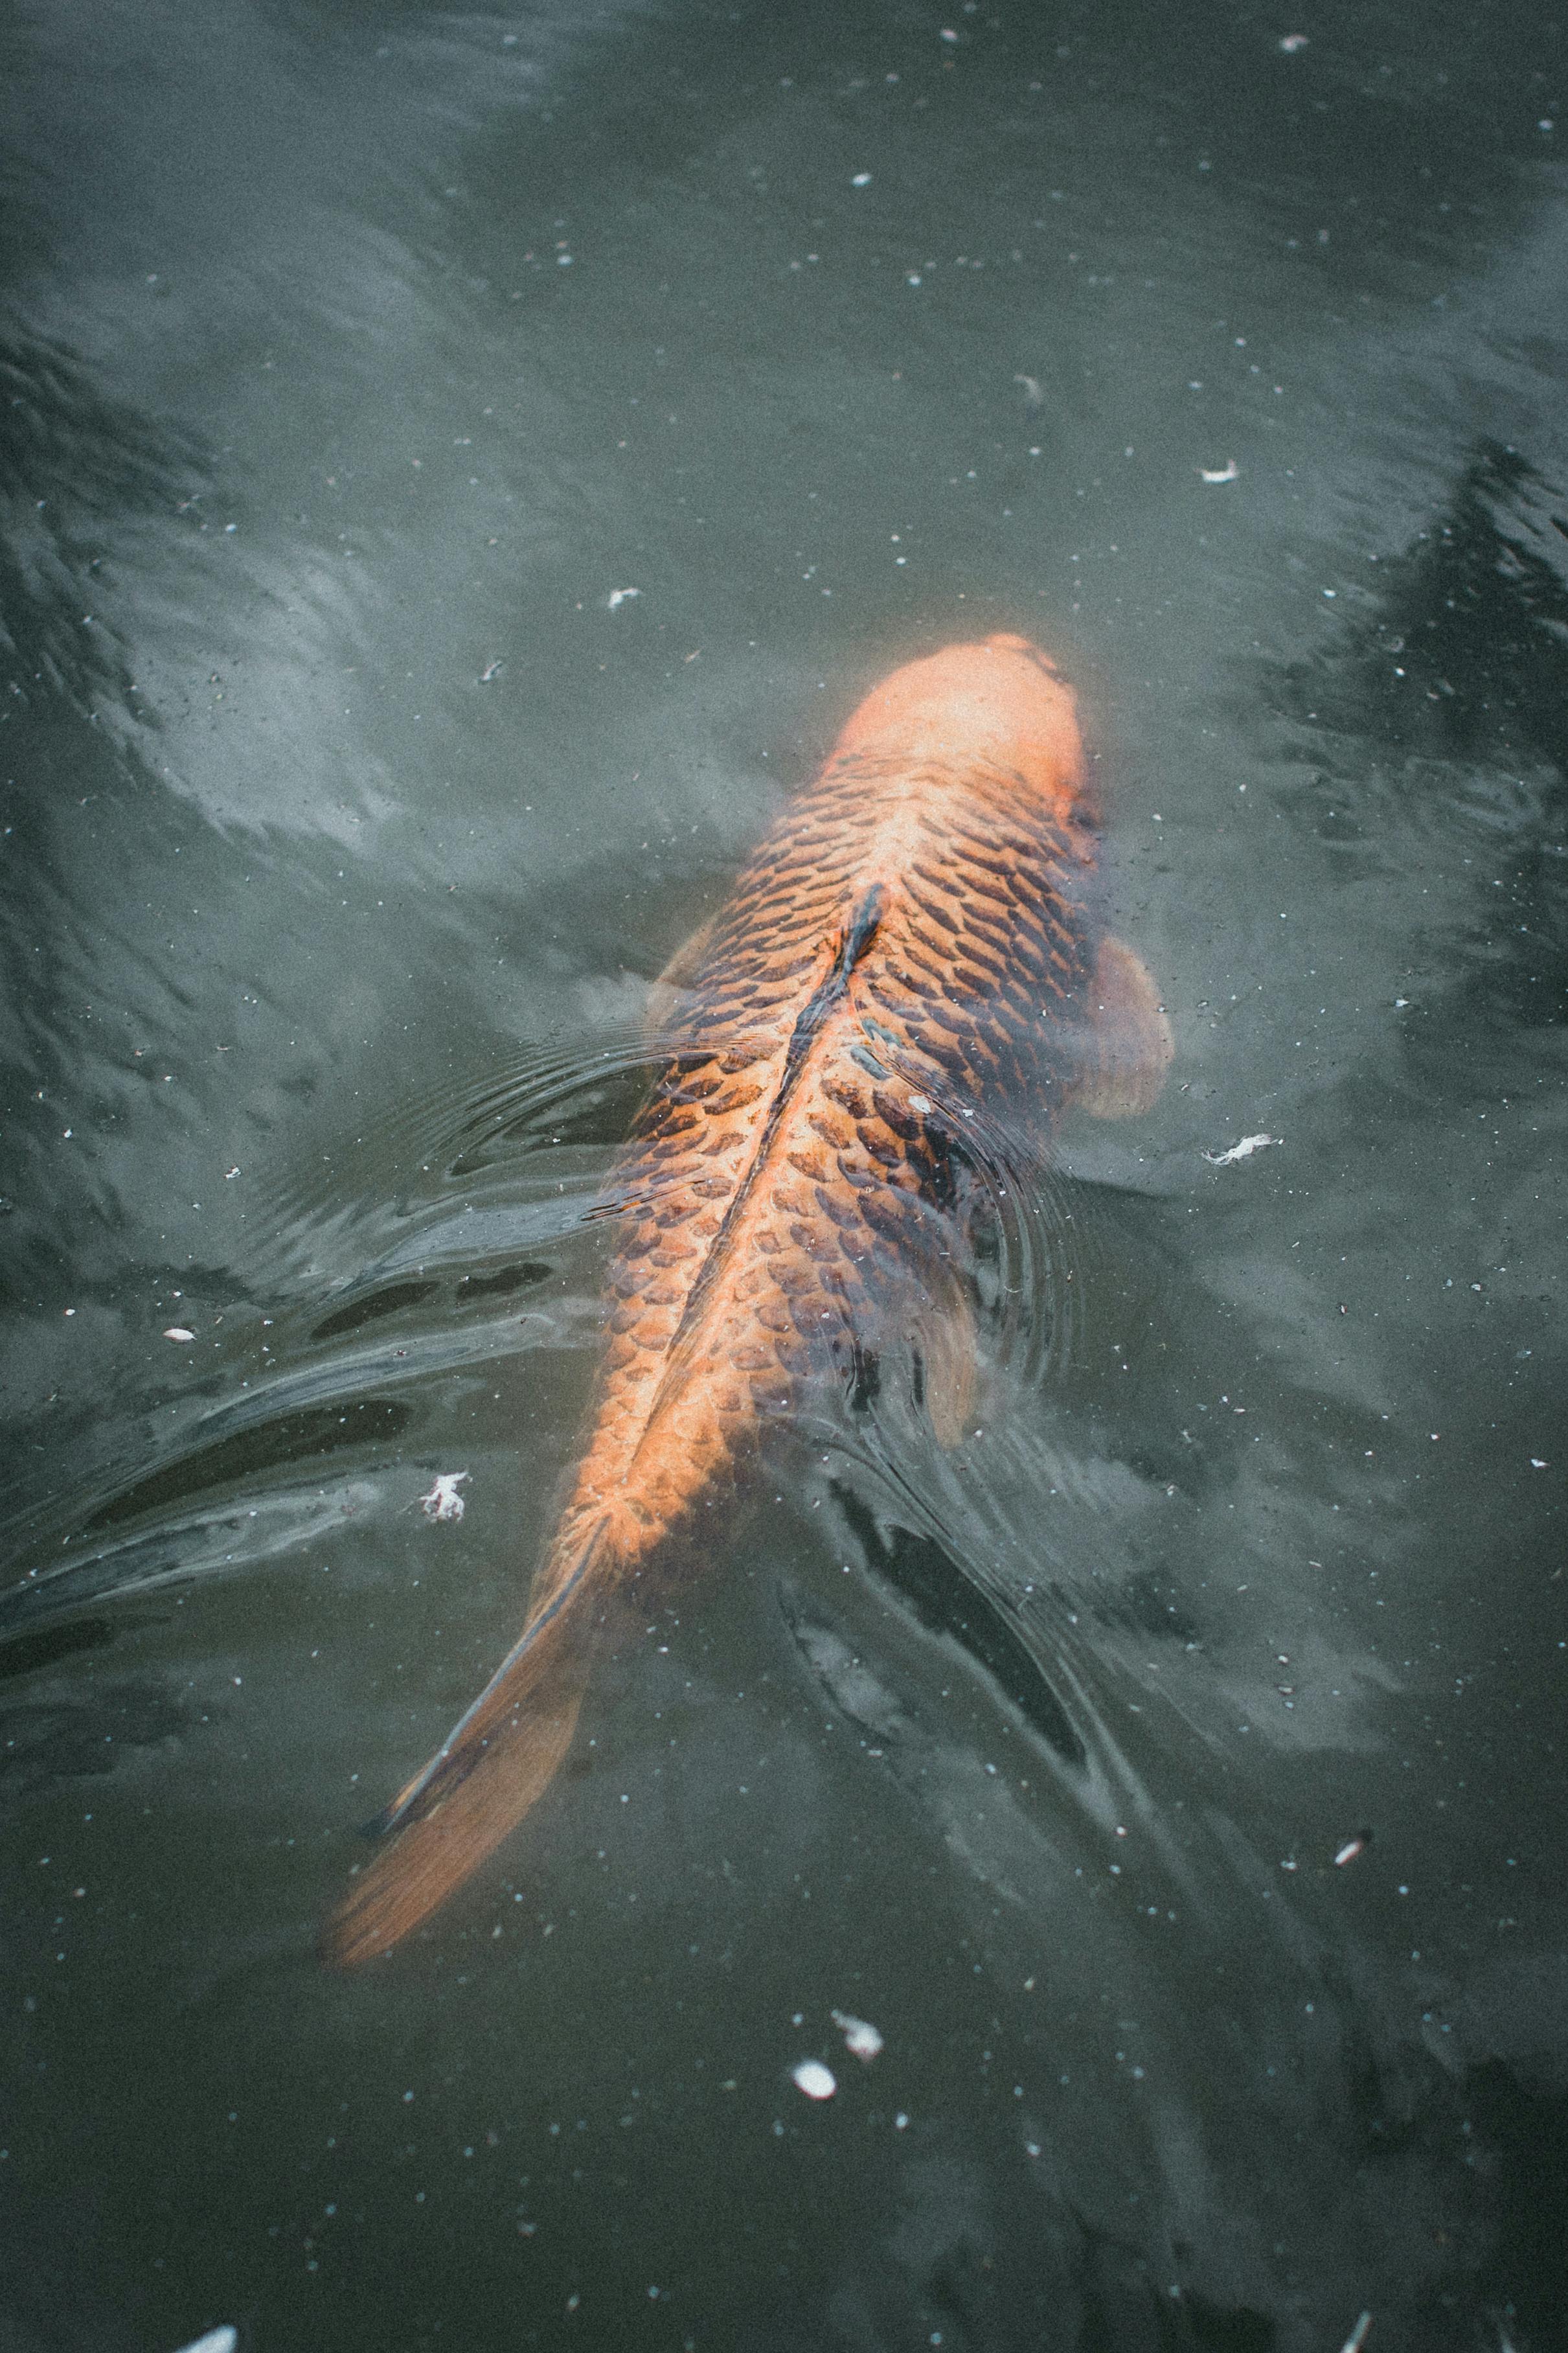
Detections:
326,634,1171,1964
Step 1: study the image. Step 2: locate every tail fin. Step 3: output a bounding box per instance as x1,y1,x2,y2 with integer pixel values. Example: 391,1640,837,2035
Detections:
323,1524,610,1967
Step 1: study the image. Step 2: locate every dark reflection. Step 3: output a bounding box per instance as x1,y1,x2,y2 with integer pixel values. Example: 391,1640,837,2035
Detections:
0,325,201,709
1069,2219,1275,2353
1463,2061,1568,2341
1176,2290,1275,2353
0,1614,115,1682
0,325,200,1287
473,1072,657,1162
457,1258,554,1298
1373,443,1568,772
80,1396,413,1532
1275,438,1568,1037
311,1278,440,1340
0,1673,187,1795
832,1480,1086,1767
312,1259,555,1337
845,1336,881,1414
1281,439,1568,770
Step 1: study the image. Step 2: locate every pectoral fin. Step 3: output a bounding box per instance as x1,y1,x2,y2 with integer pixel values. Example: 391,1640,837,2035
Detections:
645,911,719,1040
1065,935,1174,1119
916,1274,981,1449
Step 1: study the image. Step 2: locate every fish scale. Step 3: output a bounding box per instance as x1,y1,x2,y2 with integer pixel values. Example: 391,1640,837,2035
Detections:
325,633,1171,1965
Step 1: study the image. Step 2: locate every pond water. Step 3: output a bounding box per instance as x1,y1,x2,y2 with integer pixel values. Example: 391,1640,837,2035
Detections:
2,3,1565,2348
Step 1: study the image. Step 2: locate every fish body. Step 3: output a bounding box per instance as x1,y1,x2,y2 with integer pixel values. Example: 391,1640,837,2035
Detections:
326,634,1170,1964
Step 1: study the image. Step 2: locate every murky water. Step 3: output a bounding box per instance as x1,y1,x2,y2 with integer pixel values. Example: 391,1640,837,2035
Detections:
3,3,1565,2347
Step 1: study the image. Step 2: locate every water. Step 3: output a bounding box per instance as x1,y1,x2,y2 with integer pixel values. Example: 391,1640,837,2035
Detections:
2,1,1565,2345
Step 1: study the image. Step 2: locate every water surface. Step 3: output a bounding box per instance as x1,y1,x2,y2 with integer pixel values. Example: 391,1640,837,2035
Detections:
2,3,1565,2347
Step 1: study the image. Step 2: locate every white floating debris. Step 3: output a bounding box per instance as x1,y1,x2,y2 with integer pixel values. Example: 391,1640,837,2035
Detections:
479,660,503,683
791,2058,837,2100
1278,32,1310,52
1338,2313,1372,2353
1202,1132,1276,1167
419,1471,469,1523
1014,372,1043,407
1334,1834,1369,1868
851,171,872,186
163,1326,196,1343
171,2330,238,2353
1530,1458,1548,1469
1199,459,1240,483
832,2010,884,2063
607,587,641,611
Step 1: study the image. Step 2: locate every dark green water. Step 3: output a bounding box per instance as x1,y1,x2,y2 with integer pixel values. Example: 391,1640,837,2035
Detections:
2,3,1565,2348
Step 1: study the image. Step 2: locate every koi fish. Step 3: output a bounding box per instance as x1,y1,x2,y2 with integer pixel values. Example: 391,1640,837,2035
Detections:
325,633,1172,1964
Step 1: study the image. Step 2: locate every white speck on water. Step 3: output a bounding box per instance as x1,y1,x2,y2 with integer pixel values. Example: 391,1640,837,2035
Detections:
171,2330,239,2353
479,660,503,682
791,2059,837,2100
163,1326,195,1342
607,587,641,610
1278,32,1309,51
1199,459,1239,483
1530,1458,1548,1469
1334,1835,1368,1868
1338,2313,1372,2353
831,2010,884,2062
851,171,872,186
418,1471,468,1522
1202,1132,1275,1166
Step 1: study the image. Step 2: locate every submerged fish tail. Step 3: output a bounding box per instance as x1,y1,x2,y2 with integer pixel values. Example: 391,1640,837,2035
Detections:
323,1519,615,1967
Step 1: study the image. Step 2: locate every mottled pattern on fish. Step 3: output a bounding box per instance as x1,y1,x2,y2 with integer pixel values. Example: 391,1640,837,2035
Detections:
325,635,1170,1964
565,746,1092,1559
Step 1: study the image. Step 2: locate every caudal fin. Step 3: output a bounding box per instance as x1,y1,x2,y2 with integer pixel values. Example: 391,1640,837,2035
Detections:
323,1527,609,1968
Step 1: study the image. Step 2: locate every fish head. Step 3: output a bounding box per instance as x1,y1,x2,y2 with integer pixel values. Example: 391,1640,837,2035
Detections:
833,634,1093,830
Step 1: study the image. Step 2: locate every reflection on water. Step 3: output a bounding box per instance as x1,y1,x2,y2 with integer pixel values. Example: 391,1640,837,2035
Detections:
2,0,1565,2345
